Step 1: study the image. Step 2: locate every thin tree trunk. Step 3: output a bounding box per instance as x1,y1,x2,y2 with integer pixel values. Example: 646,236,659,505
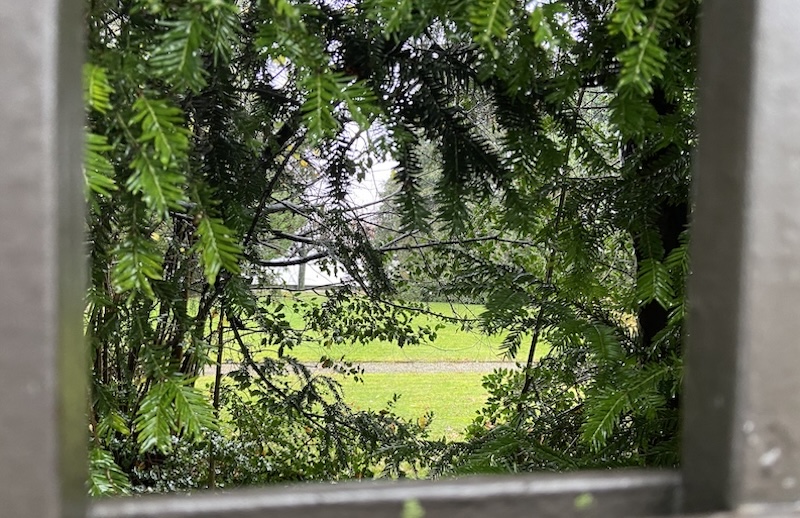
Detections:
518,187,567,402
518,88,585,406
208,311,225,489
297,247,307,290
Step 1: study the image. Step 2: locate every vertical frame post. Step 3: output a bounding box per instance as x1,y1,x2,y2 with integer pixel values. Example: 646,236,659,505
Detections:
0,2,86,518
684,0,800,512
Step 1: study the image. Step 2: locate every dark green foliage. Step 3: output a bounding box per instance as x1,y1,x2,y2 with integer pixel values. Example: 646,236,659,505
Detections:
372,0,697,474
134,376,216,454
84,0,438,493
84,0,699,494
89,448,132,497
130,360,439,491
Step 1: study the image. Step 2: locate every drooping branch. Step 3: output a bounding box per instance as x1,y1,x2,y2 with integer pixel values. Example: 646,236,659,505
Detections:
519,87,587,406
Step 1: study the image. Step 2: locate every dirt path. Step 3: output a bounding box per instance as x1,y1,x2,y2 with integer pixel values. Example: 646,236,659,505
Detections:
204,361,517,377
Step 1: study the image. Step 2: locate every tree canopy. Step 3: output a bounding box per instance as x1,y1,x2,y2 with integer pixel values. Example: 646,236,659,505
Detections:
84,0,699,494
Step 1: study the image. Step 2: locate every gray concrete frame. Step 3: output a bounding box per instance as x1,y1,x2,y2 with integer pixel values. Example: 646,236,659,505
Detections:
2,1,800,517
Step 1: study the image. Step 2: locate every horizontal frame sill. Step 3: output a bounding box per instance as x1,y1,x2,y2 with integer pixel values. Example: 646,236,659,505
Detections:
89,469,680,518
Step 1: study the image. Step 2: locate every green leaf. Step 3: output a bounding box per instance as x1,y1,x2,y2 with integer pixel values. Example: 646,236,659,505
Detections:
529,3,570,48
336,75,378,128
581,388,631,451
173,380,217,438
149,13,209,92
134,377,217,454
127,151,187,218
469,0,514,55
585,324,624,363
84,132,118,197
195,213,242,285
617,38,667,95
83,64,114,114
609,92,658,136
300,71,342,139
529,8,551,46
298,69,378,139
125,97,189,216
96,411,131,440
609,0,646,41
111,233,163,298
130,96,191,166
582,364,672,451
269,0,300,19
636,227,665,260
394,142,432,231
499,328,523,360
636,258,674,309
203,0,240,65
667,296,686,329
88,447,131,496
378,0,415,34
664,230,689,277
134,381,175,454
612,0,678,96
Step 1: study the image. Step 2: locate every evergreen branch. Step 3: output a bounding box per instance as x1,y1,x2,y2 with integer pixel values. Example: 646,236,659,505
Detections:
195,212,242,285
83,64,114,114
519,87,586,402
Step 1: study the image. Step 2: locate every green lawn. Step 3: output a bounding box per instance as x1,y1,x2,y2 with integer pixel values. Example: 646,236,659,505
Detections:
224,297,549,364
202,296,543,441
263,329,509,363
339,372,488,441
198,371,490,441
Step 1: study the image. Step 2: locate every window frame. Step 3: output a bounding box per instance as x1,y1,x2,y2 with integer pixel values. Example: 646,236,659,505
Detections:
2,1,799,517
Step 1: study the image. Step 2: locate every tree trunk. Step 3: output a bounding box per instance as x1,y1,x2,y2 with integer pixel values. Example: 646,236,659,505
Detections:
630,88,689,355
635,200,687,352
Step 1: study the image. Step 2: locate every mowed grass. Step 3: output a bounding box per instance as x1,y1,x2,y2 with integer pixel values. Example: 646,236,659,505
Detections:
197,371,490,442
340,372,488,441
204,295,545,440
226,296,549,364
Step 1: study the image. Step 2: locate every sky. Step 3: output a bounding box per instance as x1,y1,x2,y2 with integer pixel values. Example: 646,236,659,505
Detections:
273,155,396,287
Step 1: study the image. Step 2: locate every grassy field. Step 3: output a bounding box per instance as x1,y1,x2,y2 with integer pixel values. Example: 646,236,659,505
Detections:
340,372,488,441
226,297,548,364
205,296,544,440
198,371,489,441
